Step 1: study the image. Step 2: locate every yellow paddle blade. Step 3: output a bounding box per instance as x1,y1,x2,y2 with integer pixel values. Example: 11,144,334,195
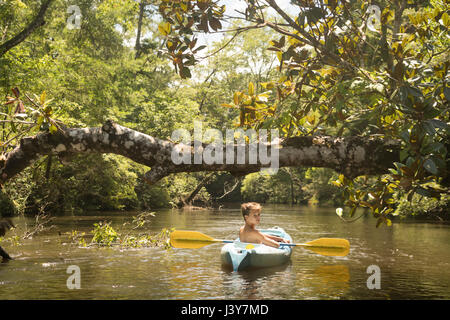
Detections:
304,238,350,249
300,238,350,257
169,230,220,249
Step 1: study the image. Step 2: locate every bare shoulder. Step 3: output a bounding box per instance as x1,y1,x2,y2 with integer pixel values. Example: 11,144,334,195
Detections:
238,226,245,241
240,227,264,243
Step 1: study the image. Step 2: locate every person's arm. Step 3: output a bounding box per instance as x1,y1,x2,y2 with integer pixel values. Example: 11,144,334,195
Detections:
257,232,280,248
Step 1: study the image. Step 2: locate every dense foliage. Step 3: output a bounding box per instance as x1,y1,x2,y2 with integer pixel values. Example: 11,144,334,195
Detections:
0,0,448,224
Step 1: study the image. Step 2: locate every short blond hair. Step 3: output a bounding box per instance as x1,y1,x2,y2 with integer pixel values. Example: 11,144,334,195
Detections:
241,202,261,218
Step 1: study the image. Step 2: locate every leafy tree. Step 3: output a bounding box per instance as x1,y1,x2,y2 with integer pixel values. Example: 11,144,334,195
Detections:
0,0,203,214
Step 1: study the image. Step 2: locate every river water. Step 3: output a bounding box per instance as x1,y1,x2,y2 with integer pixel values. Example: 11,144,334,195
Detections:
0,204,449,300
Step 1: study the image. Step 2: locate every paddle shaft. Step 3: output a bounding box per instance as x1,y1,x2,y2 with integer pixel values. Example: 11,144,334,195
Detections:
280,243,346,249
189,240,344,249
216,239,347,250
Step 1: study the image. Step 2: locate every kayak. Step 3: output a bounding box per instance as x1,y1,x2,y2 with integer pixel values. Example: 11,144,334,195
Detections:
220,226,293,271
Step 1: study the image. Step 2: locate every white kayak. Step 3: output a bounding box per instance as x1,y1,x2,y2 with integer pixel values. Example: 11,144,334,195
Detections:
220,227,293,271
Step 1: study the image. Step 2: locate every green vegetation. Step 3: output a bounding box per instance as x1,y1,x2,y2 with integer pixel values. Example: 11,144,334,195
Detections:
0,0,448,224
91,221,119,246
74,212,173,249
241,167,342,206
0,211,173,250
394,193,449,220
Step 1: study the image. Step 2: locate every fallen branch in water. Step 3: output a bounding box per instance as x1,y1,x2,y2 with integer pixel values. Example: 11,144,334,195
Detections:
67,212,173,249
22,214,55,240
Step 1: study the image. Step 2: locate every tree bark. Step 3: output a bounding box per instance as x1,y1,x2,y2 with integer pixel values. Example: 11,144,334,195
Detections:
135,0,146,59
0,0,54,57
0,120,400,185
178,173,214,207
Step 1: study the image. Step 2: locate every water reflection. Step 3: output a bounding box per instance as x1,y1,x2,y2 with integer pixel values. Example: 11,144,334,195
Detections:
221,263,295,299
311,265,350,298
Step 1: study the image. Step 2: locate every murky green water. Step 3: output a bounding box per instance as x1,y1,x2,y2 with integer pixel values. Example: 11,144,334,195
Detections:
1,205,449,299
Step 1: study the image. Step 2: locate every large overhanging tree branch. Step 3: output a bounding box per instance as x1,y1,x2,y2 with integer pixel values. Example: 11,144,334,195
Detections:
0,120,400,186
0,0,54,57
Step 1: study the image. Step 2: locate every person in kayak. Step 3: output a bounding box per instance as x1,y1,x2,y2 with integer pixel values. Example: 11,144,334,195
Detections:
239,202,290,248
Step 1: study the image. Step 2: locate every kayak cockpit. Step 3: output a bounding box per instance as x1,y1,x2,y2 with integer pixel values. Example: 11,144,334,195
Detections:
220,227,293,271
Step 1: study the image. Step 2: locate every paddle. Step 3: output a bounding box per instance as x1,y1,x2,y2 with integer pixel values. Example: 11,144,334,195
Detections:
170,230,350,257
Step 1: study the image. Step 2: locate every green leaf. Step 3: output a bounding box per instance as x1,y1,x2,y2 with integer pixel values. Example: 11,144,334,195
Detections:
248,82,255,95
399,149,409,162
427,119,449,132
158,22,171,36
397,86,409,102
422,121,436,135
221,103,235,108
209,17,222,31
49,123,58,134
261,82,275,89
399,130,410,142
423,158,438,175
233,92,241,105
349,206,357,217
37,115,44,127
444,85,450,101
193,45,206,53
180,67,191,79
306,7,324,24
393,162,406,171
332,180,342,187
441,12,449,27
423,142,445,155
393,62,404,80
388,168,399,175
40,91,46,105
416,187,431,197
407,86,423,98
